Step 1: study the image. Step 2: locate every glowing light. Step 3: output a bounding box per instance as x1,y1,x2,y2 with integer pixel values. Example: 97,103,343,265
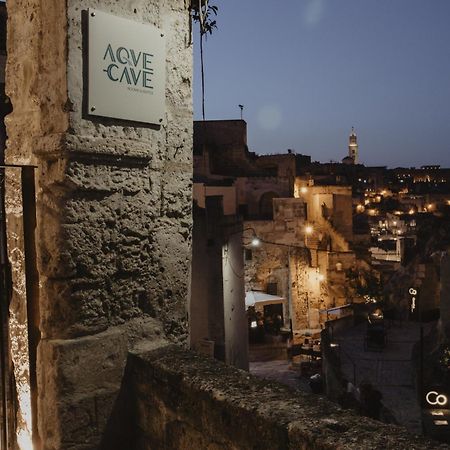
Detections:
300,187,308,194
426,391,448,406
9,314,33,450
8,245,33,450
409,209,415,215
305,225,313,235
251,321,257,328
251,237,261,247
16,417,33,450
364,295,377,304
434,420,448,426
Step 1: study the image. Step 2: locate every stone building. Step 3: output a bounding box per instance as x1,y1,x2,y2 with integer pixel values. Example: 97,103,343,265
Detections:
194,120,358,335
1,1,193,447
0,2,444,449
245,187,357,333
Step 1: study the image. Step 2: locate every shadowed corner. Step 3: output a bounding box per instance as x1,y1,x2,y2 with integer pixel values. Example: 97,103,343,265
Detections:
99,354,137,450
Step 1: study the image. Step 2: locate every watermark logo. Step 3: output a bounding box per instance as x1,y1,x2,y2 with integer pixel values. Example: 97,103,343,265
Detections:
426,391,448,407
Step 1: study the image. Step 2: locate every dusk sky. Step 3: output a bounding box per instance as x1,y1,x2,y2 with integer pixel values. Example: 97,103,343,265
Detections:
193,0,450,168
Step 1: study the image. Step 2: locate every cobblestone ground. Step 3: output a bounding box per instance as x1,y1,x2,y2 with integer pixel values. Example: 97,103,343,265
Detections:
250,360,311,393
334,320,432,434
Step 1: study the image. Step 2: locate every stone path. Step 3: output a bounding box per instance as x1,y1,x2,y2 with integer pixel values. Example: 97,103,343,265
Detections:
250,360,311,393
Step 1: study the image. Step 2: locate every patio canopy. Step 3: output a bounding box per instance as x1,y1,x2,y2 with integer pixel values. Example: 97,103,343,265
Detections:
245,291,285,308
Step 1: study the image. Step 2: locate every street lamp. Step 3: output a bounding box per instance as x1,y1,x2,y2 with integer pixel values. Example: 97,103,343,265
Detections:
251,237,261,247
304,224,313,248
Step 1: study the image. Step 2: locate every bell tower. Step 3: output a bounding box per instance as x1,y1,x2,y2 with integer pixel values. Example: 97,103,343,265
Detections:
348,127,359,164
348,127,358,164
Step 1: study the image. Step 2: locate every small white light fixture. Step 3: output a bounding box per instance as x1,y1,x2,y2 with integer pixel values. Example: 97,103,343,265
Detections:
305,225,313,235
434,420,448,426
250,321,257,329
251,237,261,247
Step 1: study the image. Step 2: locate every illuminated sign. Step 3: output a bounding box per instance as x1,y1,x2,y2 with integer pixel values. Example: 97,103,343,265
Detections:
409,288,418,313
88,9,166,125
426,391,448,407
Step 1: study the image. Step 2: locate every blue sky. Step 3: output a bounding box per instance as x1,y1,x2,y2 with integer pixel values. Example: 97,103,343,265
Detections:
193,0,450,168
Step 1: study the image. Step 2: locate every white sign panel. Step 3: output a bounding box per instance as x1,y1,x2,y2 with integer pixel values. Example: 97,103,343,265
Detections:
88,9,166,124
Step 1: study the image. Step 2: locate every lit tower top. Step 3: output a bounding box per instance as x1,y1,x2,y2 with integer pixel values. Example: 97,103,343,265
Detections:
348,126,358,164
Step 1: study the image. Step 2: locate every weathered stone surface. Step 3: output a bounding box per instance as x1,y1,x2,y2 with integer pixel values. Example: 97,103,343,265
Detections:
38,317,165,450
7,0,193,340
128,346,449,450
6,0,192,447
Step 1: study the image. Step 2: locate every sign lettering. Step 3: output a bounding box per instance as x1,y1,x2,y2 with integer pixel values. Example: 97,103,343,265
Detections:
102,44,154,90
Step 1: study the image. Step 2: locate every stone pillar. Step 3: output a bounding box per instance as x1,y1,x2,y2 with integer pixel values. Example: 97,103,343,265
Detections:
222,229,249,370
6,0,192,448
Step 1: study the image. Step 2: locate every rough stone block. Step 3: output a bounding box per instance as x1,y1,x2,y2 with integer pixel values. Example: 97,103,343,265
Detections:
127,346,448,450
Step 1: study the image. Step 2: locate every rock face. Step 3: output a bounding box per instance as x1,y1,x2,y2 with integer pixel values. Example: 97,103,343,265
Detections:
5,0,192,447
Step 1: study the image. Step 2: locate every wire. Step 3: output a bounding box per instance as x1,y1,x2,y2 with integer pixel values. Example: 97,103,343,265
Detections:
223,243,245,279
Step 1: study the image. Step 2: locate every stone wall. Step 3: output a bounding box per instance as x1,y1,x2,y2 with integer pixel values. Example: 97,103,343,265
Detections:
125,345,446,450
6,0,192,447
